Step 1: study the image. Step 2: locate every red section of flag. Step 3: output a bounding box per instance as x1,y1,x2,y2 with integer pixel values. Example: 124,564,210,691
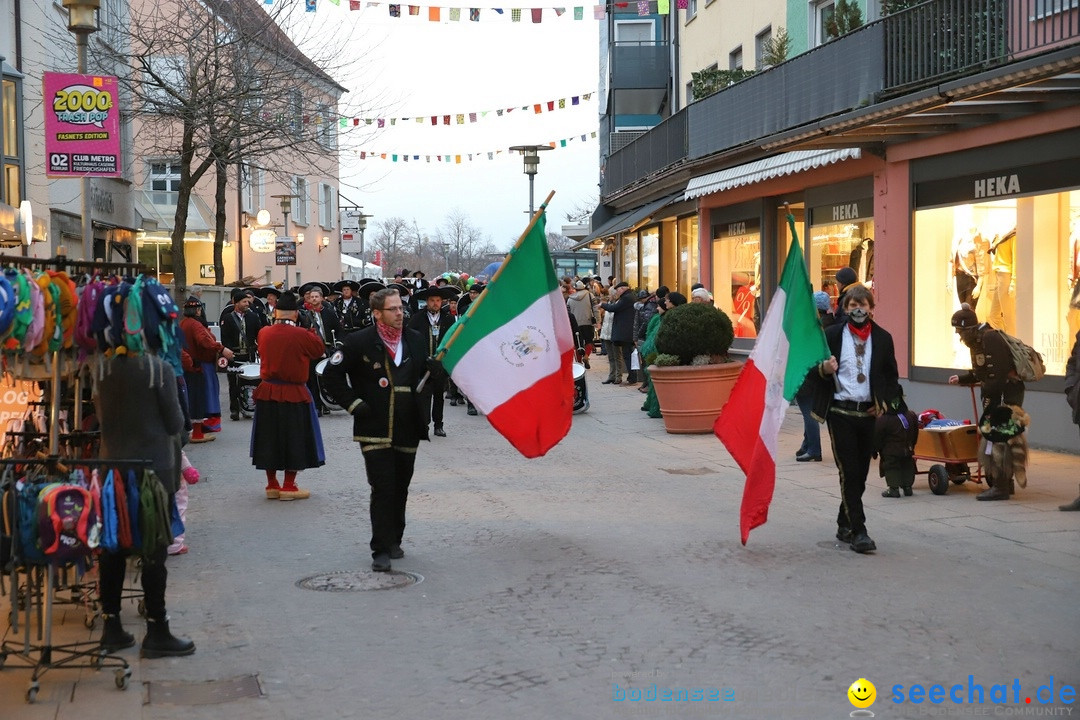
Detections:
484,349,575,459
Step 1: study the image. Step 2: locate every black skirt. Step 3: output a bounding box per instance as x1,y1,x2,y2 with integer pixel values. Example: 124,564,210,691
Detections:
249,400,325,471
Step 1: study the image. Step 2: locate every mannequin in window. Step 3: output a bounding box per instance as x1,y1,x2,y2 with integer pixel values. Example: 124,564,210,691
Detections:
984,229,1016,334
848,237,874,288
949,227,981,309
1069,220,1080,341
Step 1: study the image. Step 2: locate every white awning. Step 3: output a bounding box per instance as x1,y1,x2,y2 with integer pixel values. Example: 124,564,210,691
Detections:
684,148,862,200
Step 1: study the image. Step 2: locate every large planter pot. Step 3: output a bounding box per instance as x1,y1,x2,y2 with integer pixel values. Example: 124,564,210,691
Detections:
649,360,743,434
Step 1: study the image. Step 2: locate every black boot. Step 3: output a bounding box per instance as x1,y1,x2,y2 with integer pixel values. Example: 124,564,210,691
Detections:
976,485,1010,501
141,617,196,658
101,614,135,651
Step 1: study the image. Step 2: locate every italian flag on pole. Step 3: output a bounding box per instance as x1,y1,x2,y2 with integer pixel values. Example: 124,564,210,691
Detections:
714,215,830,544
437,208,576,458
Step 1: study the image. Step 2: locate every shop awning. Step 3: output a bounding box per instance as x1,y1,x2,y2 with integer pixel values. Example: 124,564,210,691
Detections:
684,148,862,200
573,191,684,249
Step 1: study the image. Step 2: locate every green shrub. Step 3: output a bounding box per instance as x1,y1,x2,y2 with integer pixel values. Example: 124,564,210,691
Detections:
655,303,734,365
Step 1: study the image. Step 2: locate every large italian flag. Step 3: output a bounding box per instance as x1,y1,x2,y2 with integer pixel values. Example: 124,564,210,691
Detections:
437,210,575,458
714,218,830,544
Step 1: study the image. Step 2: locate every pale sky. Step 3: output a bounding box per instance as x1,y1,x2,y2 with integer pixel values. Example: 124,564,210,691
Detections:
290,4,602,250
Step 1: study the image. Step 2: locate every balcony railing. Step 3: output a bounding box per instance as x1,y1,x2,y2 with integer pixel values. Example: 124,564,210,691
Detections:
883,0,1079,94
601,0,1079,197
610,41,671,90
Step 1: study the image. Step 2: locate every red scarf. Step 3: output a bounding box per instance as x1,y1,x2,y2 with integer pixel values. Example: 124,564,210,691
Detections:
376,320,402,355
848,321,872,341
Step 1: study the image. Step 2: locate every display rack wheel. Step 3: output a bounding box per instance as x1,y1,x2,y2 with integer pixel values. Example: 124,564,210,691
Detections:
137,599,146,617
928,464,951,495
115,668,131,690
26,682,39,703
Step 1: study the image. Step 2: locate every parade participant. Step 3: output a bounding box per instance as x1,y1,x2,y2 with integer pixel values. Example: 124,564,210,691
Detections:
948,304,1026,500
355,279,385,330
409,285,456,437
220,288,261,421
300,281,342,415
96,351,195,658
321,288,436,572
412,269,430,291
814,283,899,554
179,297,232,441
257,286,281,319
388,281,414,321
454,282,483,414
333,280,365,334
250,292,326,501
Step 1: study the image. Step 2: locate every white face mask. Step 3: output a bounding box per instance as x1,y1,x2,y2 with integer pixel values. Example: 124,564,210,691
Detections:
848,307,870,324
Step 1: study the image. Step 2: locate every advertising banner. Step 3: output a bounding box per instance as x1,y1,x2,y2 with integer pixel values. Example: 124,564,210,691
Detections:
275,239,297,265
43,72,123,178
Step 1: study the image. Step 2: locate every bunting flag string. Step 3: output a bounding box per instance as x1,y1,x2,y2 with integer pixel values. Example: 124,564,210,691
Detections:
333,91,593,129
285,1,679,19
349,131,597,163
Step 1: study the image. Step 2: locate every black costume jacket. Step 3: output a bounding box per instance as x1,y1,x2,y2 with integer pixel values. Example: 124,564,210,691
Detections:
320,324,431,446
810,321,899,421
407,308,455,357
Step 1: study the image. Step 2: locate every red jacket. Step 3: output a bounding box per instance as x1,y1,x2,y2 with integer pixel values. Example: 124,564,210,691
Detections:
180,316,223,365
253,323,326,403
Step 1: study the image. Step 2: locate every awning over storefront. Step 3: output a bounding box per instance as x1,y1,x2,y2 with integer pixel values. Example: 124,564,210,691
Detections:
574,191,684,249
684,148,862,200
134,190,216,235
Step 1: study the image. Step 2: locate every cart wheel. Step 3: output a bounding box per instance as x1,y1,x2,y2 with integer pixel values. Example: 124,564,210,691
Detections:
946,462,970,484
26,682,38,703
928,465,950,495
115,668,131,690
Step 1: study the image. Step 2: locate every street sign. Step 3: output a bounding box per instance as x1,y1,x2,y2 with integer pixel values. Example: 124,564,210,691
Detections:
341,232,363,254
275,238,297,265
43,72,122,178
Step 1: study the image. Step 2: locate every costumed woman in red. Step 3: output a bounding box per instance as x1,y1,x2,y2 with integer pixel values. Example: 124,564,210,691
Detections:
250,291,327,500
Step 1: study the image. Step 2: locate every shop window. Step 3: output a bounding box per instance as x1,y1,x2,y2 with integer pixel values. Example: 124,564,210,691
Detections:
2,75,23,207
912,190,1079,377
712,218,761,338
640,226,660,292
621,234,639,287
808,199,875,311
677,215,699,293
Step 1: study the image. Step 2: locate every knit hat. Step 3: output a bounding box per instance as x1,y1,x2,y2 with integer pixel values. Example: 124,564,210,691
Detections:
276,292,300,311
574,281,585,290
836,267,858,288
813,291,832,312
951,305,979,328
691,288,713,302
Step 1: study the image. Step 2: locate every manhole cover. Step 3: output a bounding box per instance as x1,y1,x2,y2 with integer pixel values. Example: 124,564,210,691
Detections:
297,570,423,591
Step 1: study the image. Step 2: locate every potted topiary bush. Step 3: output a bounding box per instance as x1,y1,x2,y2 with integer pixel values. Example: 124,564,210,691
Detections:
649,303,742,433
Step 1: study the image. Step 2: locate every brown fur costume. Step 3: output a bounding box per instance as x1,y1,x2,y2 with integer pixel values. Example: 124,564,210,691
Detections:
977,405,1030,489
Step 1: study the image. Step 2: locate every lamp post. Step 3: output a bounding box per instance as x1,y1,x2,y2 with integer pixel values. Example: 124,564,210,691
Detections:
508,144,553,216
63,0,100,261
442,242,450,273
357,211,371,277
271,194,299,286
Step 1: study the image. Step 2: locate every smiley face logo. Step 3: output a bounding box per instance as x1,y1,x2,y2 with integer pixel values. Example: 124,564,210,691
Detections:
848,678,876,709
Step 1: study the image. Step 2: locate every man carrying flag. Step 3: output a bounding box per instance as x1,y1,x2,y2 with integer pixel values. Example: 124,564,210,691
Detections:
436,194,576,458
714,213,831,546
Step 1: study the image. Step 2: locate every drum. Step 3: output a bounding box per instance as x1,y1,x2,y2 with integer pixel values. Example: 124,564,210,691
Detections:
238,363,261,381
571,362,589,414
314,358,343,412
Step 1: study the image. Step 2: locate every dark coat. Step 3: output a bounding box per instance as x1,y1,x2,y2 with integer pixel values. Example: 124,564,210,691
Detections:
1065,329,1080,425
408,307,456,357
219,309,261,360
874,409,919,458
320,324,431,445
95,355,185,494
811,321,899,420
305,304,344,348
956,325,1021,398
334,296,367,333
600,291,636,343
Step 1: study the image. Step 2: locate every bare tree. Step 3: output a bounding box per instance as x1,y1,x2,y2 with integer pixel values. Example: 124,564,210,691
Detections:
99,0,361,294
370,216,417,277
546,231,575,252
433,210,490,276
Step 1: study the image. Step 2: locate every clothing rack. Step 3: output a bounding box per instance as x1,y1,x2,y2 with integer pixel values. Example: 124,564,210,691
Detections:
0,253,148,455
0,456,150,703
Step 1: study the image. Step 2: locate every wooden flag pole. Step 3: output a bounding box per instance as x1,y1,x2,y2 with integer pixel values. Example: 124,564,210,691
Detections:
416,189,556,392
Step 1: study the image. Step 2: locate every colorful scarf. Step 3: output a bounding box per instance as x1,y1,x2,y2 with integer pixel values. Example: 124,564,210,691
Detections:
376,320,402,355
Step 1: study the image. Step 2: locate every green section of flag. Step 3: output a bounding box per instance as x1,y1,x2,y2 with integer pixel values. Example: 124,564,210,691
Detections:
438,213,558,370
779,214,830,400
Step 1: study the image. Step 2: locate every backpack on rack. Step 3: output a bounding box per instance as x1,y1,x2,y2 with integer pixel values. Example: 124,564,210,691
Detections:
997,331,1046,383
37,483,100,562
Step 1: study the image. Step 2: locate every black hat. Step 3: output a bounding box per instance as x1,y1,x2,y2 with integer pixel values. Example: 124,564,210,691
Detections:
299,281,330,297
412,270,426,279
276,292,300,311
387,282,411,297
230,287,249,302
256,286,282,299
397,269,409,278
183,295,203,308
614,281,629,289
357,279,386,301
468,282,485,292
951,306,979,328
414,285,459,301
333,280,361,293
836,267,858,288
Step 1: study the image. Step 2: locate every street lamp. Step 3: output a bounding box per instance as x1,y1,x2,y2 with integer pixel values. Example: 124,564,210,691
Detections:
442,242,450,273
63,0,100,261
271,193,299,285
356,211,373,276
509,144,553,216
